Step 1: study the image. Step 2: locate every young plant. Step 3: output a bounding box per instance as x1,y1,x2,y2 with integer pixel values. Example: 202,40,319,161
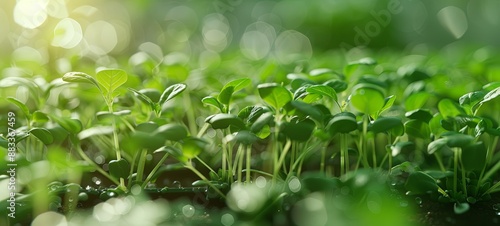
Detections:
62,69,128,191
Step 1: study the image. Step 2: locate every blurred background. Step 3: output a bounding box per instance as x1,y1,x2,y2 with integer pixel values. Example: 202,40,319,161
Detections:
1,0,499,71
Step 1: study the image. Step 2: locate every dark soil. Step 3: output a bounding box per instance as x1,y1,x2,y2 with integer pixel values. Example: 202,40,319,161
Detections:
412,194,500,226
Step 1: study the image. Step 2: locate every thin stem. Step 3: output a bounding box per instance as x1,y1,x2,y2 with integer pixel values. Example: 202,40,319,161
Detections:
127,151,139,190
233,145,244,182
183,90,198,136
481,159,500,184
142,153,170,188
453,148,459,195
434,153,446,172
274,139,292,178
185,163,226,199
195,156,217,175
246,145,251,183
136,149,148,183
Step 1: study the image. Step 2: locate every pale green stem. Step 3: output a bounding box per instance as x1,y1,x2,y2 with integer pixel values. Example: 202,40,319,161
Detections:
142,153,170,188
185,162,226,198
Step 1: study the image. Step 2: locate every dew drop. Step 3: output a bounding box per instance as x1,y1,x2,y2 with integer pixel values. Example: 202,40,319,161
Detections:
415,197,423,205
400,200,408,207
182,204,195,217
493,203,500,211
173,181,182,188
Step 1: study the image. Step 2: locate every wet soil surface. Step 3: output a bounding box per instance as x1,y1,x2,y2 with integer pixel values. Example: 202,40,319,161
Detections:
412,195,500,226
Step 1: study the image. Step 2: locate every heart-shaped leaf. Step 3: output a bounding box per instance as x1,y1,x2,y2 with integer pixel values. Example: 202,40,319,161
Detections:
258,83,292,111
108,159,130,179
350,85,385,115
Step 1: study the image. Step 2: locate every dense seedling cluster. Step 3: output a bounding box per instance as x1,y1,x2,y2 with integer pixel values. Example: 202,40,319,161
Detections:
2,46,500,225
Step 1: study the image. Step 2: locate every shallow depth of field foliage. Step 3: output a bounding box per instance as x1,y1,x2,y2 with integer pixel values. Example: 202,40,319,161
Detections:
2,0,500,226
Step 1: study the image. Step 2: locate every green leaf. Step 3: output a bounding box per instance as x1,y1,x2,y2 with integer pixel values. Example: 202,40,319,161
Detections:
306,85,337,101
370,117,404,136
78,126,114,140
6,97,30,118
126,131,165,151
218,86,234,105
427,138,447,154
50,116,83,134
442,132,474,148
32,111,49,124
281,119,315,142
158,83,186,105
461,142,487,171
350,87,385,115
230,130,260,145
136,122,159,133
182,137,208,159
429,113,446,138
250,112,273,133
390,141,415,156
323,79,348,93
225,78,252,93
206,114,246,130
155,124,188,141
95,69,128,96
481,87,500,104
405,120,430,139
405,109,433,123
459,91,486,112
438,99,465,119
343,57,377,76
108,159,130,179
258,83,292,111
405,92,430,111
62,71,100,88
405,171,438,195
202,96,223,111
129,88,155,109
29,128,53,145
290,101,323,122
377,95,396,116
96,110,132,121
327,112,358,134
